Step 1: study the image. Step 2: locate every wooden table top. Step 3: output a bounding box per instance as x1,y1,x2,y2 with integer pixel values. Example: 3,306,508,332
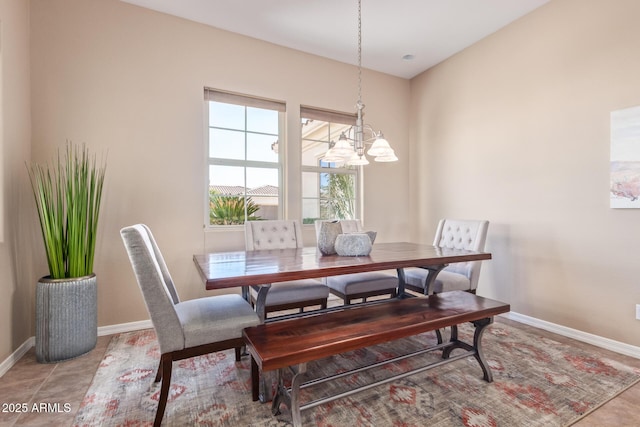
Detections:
194,242,491,290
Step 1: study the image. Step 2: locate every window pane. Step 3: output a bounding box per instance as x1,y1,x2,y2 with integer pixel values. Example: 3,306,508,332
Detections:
209,101,244,130
321,173,356,220
301,107,359,222
246,167,278,189
301,139,330,168
209,165,250,225
302,171,356,221
301,118,352,167
302,172,319,198
247,167,279,221
210,128,245,160
247,133,278,163
206,91,282,227
247,107,278,134
302,199,320,224
209,165,245,188
208,166,278,225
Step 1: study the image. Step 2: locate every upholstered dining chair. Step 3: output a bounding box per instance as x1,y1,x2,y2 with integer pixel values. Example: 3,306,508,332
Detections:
245,219,330,315
120,224,260,427
315,219,399,304
404,219,489,295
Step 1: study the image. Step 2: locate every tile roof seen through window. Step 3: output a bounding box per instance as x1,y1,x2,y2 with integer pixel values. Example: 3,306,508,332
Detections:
210,185,278,196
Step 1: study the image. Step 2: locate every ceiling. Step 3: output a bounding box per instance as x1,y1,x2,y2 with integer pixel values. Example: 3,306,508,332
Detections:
122,0,549,79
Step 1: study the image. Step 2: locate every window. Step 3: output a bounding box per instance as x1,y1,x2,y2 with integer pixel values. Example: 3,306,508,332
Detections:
205,89,285,226
301,106,358,224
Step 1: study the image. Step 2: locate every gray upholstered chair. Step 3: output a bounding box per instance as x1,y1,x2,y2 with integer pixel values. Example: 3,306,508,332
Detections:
315,219,398,304
120,224,260,427
245,220,329,315
404,219,489,295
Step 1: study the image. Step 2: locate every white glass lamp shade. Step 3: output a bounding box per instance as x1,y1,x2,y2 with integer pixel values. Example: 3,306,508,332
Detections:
346,151,369,166
330,138,355,157
323,147,346,165
367,136,393,157
374,149,398,162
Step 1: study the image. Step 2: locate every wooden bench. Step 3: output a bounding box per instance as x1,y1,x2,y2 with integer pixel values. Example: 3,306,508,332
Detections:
243,291,510,426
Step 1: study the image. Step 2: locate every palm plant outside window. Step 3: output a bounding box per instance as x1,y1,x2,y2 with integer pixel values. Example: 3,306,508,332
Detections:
301,107,359,224
205,89,284,226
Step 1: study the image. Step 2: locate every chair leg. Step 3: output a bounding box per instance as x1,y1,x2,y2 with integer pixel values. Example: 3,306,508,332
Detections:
154,358,163,382
154,353,173,427
235,347,241,362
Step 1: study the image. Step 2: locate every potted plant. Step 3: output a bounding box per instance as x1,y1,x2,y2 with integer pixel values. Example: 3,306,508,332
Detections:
27,142,106,363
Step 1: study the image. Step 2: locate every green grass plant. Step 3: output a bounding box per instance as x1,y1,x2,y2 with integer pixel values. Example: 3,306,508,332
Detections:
27,143,106,279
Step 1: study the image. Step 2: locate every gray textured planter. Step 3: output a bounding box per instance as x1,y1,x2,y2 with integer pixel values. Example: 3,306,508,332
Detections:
36,274,97,363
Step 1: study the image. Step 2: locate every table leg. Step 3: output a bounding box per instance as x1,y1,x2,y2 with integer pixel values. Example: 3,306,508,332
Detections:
396,268,407,298
398,264,447,297
423,264,447,295
255,284,271,323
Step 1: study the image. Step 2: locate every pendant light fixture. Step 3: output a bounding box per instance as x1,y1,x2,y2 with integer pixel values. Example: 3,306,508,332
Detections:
323,0,398,166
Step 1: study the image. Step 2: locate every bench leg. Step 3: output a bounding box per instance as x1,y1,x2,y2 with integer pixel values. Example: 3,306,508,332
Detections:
441,325,458,357
441,318,494,382
290,363,307,427
252,356,275,403
472,318,494,382
271,363,307,427
435,329,443,344
271,369,284,415
251,357,259,401
260,370,275,403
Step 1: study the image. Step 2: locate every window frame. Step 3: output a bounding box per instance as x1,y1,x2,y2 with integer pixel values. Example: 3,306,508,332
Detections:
204,88,286,229
300,106,361,224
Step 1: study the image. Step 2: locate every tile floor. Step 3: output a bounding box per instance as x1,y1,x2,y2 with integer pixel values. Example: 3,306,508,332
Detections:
0,318,638,426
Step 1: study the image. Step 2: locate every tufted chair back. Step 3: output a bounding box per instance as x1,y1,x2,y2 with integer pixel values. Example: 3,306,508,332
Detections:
245,219,304,250
434,219,489,291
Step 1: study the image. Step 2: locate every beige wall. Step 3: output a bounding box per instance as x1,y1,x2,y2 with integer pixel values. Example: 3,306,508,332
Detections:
4,0,639,363
0,0,35,362
410,0,640,347
28,0,410,333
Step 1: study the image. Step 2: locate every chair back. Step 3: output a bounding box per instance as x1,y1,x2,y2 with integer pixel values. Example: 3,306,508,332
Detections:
120,224,184,353
245,220,304,250
434,219,489,290
314,219,362,241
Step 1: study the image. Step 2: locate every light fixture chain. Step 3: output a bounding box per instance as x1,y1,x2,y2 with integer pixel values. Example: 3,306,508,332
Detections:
357,0,362,104
321,0,398,165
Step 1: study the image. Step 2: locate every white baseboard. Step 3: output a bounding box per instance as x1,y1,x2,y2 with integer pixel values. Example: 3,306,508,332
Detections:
3,314,639,378
503,312,640,359
97,319,152,336
0,319,152,378
0,337,34,378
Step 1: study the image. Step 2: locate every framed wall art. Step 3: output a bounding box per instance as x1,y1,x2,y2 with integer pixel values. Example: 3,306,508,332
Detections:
610,105,640,208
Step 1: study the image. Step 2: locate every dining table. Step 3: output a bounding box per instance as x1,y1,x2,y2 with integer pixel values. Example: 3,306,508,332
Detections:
193,242,492,321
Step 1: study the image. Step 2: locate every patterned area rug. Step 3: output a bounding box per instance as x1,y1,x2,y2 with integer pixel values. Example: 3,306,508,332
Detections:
73,320,639,426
